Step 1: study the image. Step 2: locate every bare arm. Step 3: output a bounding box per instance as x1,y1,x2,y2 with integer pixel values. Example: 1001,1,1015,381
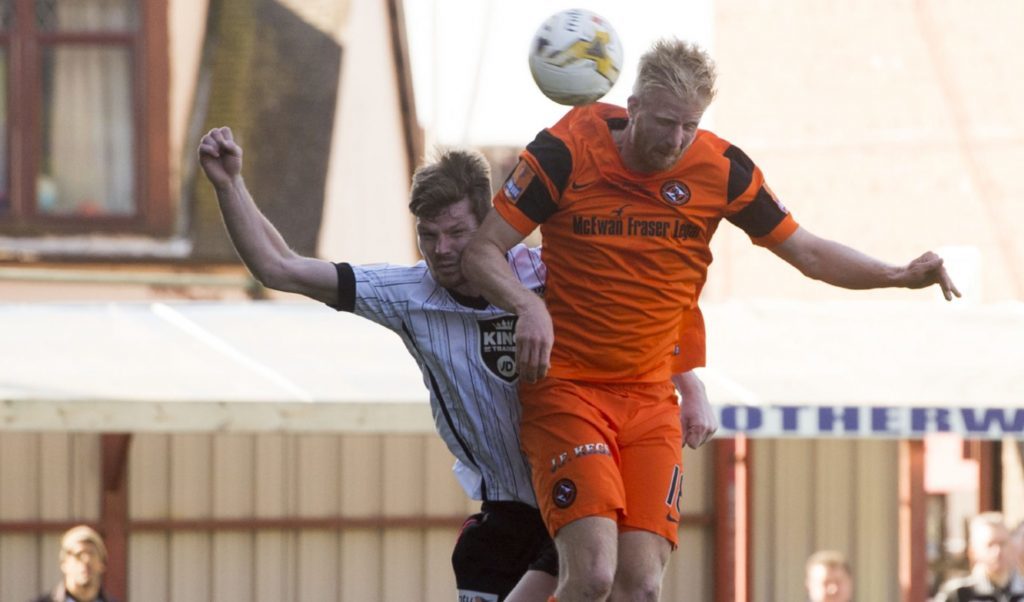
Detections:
672,370,717,449
462,210,552,383
198,127,338,305
769,227,961,300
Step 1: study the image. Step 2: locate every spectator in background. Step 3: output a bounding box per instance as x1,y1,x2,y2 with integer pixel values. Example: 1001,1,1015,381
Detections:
32,525,114,602
934,512,1024,602
806,550,854,602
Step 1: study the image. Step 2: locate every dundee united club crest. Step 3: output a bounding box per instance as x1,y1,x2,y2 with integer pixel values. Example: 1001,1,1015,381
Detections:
478,316,518,383
660,180,691,206
552,478,577,508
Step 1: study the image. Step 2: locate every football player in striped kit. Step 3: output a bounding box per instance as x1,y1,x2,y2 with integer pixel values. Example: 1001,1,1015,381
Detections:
198,126,716,601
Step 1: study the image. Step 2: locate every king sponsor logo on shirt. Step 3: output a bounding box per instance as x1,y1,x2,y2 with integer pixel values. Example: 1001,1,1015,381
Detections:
478,316,518,383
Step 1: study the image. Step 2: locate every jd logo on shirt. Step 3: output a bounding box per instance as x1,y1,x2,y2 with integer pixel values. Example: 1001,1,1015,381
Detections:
478,316,518,383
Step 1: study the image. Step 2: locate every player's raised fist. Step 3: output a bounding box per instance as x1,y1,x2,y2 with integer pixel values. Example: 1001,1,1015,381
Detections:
198,126,243,189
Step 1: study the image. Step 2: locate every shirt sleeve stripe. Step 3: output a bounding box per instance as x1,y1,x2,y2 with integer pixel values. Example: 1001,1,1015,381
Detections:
527,131,573,194
494,198,541,236
327,262,356,312
727,185,790,238
510,131,570,223
723,144,756,204
752,213,799,247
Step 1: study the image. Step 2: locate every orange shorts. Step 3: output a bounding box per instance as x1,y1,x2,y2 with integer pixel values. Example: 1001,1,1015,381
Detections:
519,377,684,547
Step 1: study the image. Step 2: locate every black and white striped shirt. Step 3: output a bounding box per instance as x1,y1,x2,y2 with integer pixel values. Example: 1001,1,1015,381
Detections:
331,244,546,505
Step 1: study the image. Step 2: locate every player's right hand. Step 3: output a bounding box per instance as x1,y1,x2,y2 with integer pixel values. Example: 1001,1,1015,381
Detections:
198,127,243,189
515,299,553,383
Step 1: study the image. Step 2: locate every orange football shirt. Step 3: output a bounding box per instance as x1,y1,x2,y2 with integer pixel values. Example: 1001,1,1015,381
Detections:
672,306,706,374
494,103,798,382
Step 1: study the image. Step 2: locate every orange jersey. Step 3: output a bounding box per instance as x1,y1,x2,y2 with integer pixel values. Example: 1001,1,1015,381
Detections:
671,306,706,374
494,103,798,382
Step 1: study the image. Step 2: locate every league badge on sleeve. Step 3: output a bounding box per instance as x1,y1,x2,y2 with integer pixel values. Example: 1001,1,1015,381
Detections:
502,160,536,204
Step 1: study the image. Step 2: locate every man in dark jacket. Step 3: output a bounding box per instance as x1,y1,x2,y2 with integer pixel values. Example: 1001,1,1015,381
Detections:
934,512,1024,602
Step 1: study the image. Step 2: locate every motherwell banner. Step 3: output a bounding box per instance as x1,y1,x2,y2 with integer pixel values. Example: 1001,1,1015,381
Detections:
715,404,1024,440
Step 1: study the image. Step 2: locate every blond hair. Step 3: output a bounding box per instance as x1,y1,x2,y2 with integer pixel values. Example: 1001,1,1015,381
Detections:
633,38,717,109
60,525,108,563
806,550,852,576
969,511,1007,540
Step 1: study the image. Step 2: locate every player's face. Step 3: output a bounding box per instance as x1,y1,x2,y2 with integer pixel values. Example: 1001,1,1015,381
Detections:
416,197,480,292
61,541,105,591
626,88,705,172
805,564,853,602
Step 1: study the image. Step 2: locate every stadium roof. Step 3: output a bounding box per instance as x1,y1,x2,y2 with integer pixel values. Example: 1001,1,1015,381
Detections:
2,300,1021,438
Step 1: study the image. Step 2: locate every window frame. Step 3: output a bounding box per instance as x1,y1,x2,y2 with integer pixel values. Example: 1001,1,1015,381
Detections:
0,0,169,237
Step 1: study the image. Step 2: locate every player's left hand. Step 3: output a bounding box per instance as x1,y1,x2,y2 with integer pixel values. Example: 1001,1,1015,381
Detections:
673,371,717,449
514,297,553,384
901,251,961,301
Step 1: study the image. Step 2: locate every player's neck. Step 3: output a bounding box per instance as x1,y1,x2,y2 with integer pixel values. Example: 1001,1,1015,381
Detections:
610,125,627,158
447,285,489,309
612,124,654,173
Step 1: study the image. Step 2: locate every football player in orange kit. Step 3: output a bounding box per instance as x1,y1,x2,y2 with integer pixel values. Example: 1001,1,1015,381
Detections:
462,39,959,602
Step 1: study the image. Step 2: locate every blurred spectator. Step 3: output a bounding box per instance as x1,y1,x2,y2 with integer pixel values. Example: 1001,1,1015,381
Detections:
933,512,1024,602
1013,521,1024,580
806,550,854,602
31,525,114,602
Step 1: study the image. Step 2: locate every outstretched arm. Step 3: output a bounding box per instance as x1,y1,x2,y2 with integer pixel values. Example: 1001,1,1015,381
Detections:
462,210,551,383
198,127,338,305
769,227,961,300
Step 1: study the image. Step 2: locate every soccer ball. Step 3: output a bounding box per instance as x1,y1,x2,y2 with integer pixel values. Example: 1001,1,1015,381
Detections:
528,8,624,106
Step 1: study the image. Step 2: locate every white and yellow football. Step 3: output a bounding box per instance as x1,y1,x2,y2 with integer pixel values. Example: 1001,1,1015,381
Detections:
528,8,624,106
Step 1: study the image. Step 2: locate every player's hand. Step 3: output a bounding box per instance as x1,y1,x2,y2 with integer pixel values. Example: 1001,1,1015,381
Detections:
515,297,553,384
900,251,961,301
198,127,243,189
674,371,717,449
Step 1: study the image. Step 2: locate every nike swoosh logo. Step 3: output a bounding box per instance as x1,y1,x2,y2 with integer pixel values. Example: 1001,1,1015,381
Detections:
666,513,680,524
570,181,594,191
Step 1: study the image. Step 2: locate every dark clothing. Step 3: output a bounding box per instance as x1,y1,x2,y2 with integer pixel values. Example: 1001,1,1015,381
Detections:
31,583,115,602
452,500,557,601
934,569,1024,602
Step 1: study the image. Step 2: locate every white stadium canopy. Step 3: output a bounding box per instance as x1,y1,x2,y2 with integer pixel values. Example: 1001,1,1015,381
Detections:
2,300,1021,439
700,300,1023,439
